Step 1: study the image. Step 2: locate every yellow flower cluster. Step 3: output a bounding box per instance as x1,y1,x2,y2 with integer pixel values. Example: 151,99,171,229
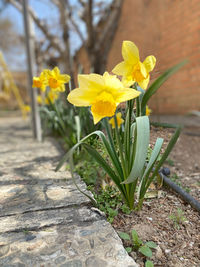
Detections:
34,41,155,124
32,67,70,105
67,41,156,124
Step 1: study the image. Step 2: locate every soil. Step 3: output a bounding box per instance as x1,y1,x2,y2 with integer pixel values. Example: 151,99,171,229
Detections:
112,125,200,267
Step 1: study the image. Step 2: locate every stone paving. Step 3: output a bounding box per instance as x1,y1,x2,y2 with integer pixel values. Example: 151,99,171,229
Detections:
0,117,137,267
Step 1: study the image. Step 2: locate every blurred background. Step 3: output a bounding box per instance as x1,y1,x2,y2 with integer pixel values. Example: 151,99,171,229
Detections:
0,0,200,116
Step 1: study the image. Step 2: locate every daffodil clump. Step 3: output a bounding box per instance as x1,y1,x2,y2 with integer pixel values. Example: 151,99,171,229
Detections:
33,67,70,105
33,67,72,146
55,40,185,210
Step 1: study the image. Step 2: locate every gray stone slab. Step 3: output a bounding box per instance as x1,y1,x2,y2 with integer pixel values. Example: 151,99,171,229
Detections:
0,117,138,266
0,206,101,233
0,220,137,267
0,173,91,216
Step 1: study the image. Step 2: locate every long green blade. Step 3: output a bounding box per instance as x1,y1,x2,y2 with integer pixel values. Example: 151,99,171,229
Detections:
123,116,150,184
138,137,163,198
141,59,188,114
145,125,182,190
82,143,123,191
55,129,124,182
75,115,81,143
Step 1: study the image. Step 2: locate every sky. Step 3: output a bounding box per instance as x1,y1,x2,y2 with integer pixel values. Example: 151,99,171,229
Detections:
0,0,83,71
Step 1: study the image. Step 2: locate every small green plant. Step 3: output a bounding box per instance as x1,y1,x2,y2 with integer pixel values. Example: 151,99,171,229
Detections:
166,157,175,166
90,186,120,223
23,229,30,235
88,185,131,223
119,229,157,267
169,208,187,229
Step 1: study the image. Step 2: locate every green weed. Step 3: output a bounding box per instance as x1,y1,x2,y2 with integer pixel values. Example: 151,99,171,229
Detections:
118,229,157,267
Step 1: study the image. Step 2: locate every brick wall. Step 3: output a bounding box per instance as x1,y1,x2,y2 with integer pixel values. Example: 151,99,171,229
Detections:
75,0,200,114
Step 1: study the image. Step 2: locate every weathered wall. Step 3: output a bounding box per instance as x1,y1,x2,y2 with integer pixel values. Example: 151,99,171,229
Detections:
75,0,200,114
107,0,200,114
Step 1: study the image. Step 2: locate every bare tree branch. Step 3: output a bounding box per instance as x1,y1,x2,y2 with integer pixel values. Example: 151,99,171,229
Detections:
96,0,123,51
7,0,62,53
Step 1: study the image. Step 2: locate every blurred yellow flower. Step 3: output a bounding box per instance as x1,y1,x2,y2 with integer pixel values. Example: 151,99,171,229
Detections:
32,71,47,92
46,67,70,92
37,95,43,105
109,112,124,129
146,106,152,116
112,41,156,90
45,90,59,105
22,105,31,112
67,72,140,124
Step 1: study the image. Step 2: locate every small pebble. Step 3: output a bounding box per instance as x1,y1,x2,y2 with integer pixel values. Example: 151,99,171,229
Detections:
165,249,171,254
25,235,36,241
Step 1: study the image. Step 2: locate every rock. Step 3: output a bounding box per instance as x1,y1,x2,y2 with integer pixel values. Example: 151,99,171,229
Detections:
0,245,10,257
155,246,163,259
85,256,107,267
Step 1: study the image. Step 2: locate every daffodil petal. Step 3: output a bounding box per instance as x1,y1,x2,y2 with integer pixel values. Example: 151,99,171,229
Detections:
112,61,133,77
103,71,123,90
53,67,60,76
122,41,139,64
60,74,71,83
143,56,156,73
116,88,140,103
67,88,91,106
122,76,135,87
91,112,104,124
137,62,148,79
138,75,150,90
78,74,104,92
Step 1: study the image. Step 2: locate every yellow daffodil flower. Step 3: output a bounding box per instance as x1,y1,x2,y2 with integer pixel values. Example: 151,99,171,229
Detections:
146,105,152,116
37,95,44,105
45,67,70,92
23,105,31,112
112,41,156,90
45,90,59,105
109,112,124,129
67,72,140,124
32,71,47,92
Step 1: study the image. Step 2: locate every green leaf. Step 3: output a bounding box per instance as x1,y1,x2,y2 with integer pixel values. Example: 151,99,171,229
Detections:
75,115,81,143
145,241,157,249
125,247,132,253
138,138,163,198
55,129,122,180
131,230,142,246
82,143,124,192
139,245,153,258
145,124,182,191
118,232,131,241
123,116,150,184
141,59,188,114
145,260,154,267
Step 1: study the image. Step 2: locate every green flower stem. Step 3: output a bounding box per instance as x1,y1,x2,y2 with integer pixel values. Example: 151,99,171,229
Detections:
54,101,67,133
114,115,127,179
134,84,141,117
125,99,134,171
103,118,124,181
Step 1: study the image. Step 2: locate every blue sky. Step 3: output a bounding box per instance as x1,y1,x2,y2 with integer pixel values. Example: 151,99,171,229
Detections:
1,0,111,71
1,0,82,70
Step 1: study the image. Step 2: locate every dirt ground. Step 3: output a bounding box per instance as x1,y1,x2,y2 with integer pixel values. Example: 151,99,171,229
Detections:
112,123,200,267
